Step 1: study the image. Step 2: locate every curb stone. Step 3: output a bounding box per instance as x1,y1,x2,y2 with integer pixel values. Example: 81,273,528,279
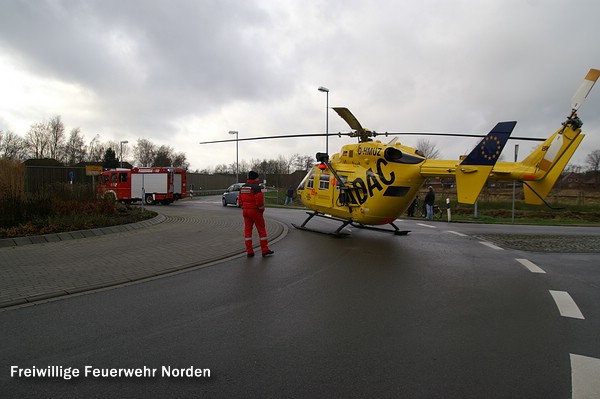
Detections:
0,214,166,248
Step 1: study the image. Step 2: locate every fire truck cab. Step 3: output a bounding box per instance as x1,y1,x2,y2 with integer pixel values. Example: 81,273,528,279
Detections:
98,167,187,205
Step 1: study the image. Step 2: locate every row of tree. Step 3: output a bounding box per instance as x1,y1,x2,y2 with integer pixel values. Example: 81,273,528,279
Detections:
0,115,188,168
0,115,327,174
3,115,599,176
0,115,319,173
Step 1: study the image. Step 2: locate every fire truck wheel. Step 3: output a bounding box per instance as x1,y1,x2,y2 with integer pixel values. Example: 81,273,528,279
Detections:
103,192,117,202
145,194,155,205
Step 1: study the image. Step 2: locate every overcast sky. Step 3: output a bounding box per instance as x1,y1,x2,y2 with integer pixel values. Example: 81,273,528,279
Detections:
1,0,599,171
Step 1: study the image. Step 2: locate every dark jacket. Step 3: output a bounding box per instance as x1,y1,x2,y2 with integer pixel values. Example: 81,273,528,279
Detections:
424,190,435,206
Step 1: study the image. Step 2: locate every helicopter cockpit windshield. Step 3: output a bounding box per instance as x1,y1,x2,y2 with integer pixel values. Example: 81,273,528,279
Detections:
297,168,315,191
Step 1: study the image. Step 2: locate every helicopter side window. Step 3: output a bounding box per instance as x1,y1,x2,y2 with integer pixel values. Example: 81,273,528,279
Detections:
304,168,316,190
319,173,330,190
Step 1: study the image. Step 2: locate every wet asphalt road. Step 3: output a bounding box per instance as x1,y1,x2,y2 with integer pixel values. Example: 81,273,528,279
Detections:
1,197,599,398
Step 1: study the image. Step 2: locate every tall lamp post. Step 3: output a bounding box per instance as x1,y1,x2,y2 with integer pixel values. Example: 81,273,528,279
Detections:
318,86,329,154
119,140,128,168
511,144,519,224
229,130,239,182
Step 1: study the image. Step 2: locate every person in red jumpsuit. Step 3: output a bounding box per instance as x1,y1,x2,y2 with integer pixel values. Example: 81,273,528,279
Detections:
238,171,274,257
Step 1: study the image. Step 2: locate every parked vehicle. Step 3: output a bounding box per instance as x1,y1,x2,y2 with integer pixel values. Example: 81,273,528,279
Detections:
222,183,243,207
97,167,187,205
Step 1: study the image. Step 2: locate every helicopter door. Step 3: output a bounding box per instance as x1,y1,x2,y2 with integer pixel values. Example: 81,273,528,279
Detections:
315,169,334,208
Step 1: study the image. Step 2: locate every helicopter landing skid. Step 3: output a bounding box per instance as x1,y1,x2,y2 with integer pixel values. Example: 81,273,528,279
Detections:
291,211,351,237
350,222,410,236
292,212,410,237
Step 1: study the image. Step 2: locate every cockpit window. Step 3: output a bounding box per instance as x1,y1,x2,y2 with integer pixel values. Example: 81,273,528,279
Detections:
298,168,316,191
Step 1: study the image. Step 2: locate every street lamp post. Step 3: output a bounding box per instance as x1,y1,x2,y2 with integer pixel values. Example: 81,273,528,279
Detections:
119,140,128,168
229,130,239,182
511,144,519,224
318,86,329,154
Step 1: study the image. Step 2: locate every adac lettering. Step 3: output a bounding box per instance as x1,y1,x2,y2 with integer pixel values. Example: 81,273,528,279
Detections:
376,158,395,185
345,157,396,205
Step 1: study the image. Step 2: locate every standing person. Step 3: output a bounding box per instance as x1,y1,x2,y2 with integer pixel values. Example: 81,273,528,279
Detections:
238,171,274,258
407,195,418,217
284,185,295,205
424,186,435,220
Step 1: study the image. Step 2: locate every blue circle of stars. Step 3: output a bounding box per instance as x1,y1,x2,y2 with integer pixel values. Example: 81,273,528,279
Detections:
480,135,502,161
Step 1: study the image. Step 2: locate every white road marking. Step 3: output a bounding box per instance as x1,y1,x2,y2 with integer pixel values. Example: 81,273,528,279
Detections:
417,223,436,229
479,241,504,250
446,231,467,237
549,291,585,319
516,258,546,274
571,354,600,399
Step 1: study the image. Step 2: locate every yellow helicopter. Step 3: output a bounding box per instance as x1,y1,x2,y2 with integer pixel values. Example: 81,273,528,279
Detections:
202,68,599,236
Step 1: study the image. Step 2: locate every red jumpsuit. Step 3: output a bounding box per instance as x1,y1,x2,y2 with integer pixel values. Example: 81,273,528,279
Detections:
238,180,271,256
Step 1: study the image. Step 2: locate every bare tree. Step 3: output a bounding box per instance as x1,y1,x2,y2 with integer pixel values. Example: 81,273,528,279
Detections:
48,115,66,161
585,149,600,172
65,128,87,165
238,160,250,176
586,149,600,187
213,164,229,174
415,138,440,159
284,154,301,173
134,138,156,167
293,155,314,171
0,130,27,160
25,121,51,159
563,163,582,174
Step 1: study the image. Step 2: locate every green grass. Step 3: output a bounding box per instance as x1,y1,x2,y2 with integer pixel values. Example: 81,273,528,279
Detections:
426,204,600,225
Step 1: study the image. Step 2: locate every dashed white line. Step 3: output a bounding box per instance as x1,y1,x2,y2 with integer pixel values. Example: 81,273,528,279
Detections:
419,227,593,397
446,230,467,237
571,354,600,399
479,241,504,250
549,290,585,319
516,258,546,274
417,223,436,229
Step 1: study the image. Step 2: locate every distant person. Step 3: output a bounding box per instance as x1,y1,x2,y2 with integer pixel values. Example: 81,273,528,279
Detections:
407,195,418,217
238,171,274,257
424,186,435,220
284,185,295,205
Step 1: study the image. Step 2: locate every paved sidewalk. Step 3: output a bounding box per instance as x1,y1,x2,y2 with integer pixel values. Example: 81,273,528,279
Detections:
0,202,286,310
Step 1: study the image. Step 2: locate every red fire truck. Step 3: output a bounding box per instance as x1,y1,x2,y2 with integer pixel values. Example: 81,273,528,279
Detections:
97,167,187,205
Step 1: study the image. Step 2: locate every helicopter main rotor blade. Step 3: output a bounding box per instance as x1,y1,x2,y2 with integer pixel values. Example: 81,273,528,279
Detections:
200,131,544,145
378,132,545,141
332,107,365,131
200,133,332,144
571,68,600,111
